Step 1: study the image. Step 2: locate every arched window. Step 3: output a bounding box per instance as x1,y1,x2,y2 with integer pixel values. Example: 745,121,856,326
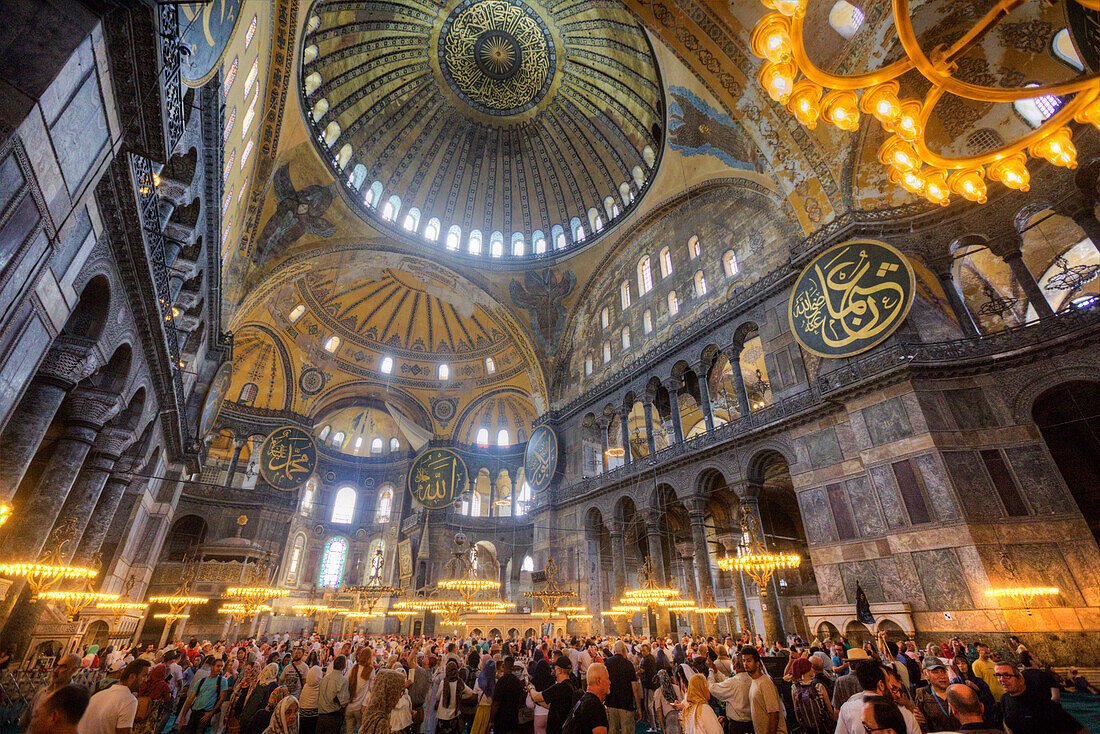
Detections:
511,232,525,257
585,354,593,376
425,218,441,242
632,165,645,189
319,536,348,587
621,327,631,350
828,0,864,39
643,145,656,168
311,98,329,122
375,486,394,523
370,437,383,454
390,438,400,452
368,540,385,578
1052,28,1084,71
589,208,604,233
668,291,679,316
688,235,701,259
515,481,532,516
723,250,739,277
336,143,352,170
601,308,610,329
1014,83,1062,128
497,429,510,446
323,121,341,148
521,555,534,572
303,70,321,96
381,195,400,221
301,476,318,514
380,356,393,374
332,430,346,447
570,217,584,242
603,341,612,363
643,309,653,334
604,196,616,219
620,182,632,205
638,256,653,294
620,281,631,309
659,246,673,278
466,492,482,516
332,486,356,524
438,363,450,380
286,534,305,584
552,225,566,250
403,207,420,232
490,231,504,258
364,181,383,208
354,436,363,452
238,383,258,405
324,335,340,353
318,425,331,441
694,270,708,297
348,164,367,190
446,225,461,251
468,229,483,255
476,427,490,446
485,357,496,374
533,231,547,254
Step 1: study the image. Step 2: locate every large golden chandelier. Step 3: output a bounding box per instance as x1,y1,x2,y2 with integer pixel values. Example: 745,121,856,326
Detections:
750,0,1099,206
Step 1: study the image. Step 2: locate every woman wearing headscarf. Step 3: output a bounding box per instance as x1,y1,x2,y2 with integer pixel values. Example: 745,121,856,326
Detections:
297,664,322,734
529,658,554,734
82,644,101,669
681,675,722,734
436,660,474,734
262,694,299,734
227,652,261,734
653,669,683,734
469,659,495,734
358,667,409,734
248,685,290,734
240,664,281,734
134,663,172,733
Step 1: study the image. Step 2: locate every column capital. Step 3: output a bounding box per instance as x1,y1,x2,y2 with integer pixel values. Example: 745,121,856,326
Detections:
617,403,630,418
66,387,124,432
664,376,682,392
986,231,1025,260
37,335,99,390
91,427,137,460
597,414,612,428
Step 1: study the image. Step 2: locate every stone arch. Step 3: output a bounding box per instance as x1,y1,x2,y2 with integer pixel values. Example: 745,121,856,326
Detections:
694,464,732,498
113,387,146,432
86,343,133,394
1006,353,1100,424
161,514,207,561
63,275,111,343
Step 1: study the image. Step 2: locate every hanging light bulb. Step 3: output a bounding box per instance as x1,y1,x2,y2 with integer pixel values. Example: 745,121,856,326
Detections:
786,79,823,128
751,13,793,64
948,167,988,203
758,61,796,104
888,166,925,196
762,0,806,18
987,154,1030,191
920,168,950,206
878,137,920,172
891,100,924,141
859,81,902,125
1028,127,1077,168
820,90,860,131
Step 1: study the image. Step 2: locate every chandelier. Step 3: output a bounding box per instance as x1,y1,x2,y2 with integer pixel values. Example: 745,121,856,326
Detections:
717,508,800,601
0,517,98,598
524,556,576,614
341,548,402,613
149,556,210,617
225,551,289,619
750,0,1099,206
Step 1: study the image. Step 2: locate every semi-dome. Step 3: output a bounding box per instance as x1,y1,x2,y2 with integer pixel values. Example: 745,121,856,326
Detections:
299,0,664,262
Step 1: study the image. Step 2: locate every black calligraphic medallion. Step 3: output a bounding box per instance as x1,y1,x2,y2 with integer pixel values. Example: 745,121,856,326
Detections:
258,426,317,491
789,240,915,359
408,448,468,510
523,424,558,494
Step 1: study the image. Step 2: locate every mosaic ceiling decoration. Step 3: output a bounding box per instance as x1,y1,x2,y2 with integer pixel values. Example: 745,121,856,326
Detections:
299,0,664,260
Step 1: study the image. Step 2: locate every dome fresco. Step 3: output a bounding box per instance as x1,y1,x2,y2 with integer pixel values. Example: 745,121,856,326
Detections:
299,0,664,261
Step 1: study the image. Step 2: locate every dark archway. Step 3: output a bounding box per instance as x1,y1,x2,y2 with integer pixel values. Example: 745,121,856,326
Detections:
161,515,208,561
1032,381,1100,547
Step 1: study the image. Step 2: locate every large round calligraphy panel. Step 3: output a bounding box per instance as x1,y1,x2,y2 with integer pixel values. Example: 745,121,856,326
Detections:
789,240,915,359
523,424,558,494
258,426,318,491
198,362,231,440
408,448,469,510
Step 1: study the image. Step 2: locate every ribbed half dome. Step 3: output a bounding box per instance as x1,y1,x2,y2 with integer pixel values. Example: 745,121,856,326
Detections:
300,0,664,261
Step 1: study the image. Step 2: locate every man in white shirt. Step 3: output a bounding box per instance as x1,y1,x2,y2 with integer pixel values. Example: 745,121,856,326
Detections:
165,651,185,696
77,659,150,734
740,646,786,734
707,654,754,734
834,661,919,734
280,647,310,697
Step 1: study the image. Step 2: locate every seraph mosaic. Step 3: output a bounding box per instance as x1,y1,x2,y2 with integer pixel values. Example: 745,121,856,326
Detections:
667,86,764,174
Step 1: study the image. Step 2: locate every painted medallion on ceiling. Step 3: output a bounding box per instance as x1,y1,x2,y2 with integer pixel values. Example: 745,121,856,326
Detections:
299,0,664,261
180,0,245,85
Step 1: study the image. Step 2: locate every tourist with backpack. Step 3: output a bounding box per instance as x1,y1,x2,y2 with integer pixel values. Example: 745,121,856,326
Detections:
529,656,582,734
789,657,835,734
562,663,610,734
177,657,229,734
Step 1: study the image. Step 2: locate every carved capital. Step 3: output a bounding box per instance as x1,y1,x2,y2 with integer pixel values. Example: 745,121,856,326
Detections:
92,427,137,460
37,336,99,389
66,387,124,431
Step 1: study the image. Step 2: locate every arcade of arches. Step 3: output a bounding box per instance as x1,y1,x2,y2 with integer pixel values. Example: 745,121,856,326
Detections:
0,0,1098,670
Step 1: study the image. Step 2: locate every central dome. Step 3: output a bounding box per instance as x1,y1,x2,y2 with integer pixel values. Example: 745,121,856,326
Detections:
300,0,664,262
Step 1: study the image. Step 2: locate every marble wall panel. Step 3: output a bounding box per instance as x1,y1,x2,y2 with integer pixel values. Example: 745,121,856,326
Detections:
839,559,883,603
993,542,1085,607
911,548,975,610
943,387,999,430
800,426,844,468
51,71,108,194
890,552,929,610
914,453,962,523
915,390,949,432
846,474,886,536
869,464,908,530
862,396,915,446
798,487,838,545
1006,443,1075,516
814,563,846,605
941,450,1001,521
1060,540,1100,607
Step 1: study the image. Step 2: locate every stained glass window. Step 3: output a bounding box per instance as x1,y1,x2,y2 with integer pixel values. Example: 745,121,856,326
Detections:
224,57,239,97
245,58,260,97
319,536,348,587
224,107,236,142
245,15,258,49
332,486,356,523
376,487,394,523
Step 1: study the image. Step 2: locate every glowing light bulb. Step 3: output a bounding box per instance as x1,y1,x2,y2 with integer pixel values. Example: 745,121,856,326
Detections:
751,14,793,64
786,79,823,128
891,100,924,142
764,0,806,18
948,167,988,203
1028,127,1077,168
889,167,925,195
920,169,950,206
821,90,859,131
878,137,920,172
859,82,901,124
758,61,796,104
987,154,1030,192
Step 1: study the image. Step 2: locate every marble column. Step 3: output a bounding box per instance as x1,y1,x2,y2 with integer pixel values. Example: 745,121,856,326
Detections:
0,336,97,501
720,536,752,636
930,260,980,337
488,473,497,517
696,363,715,432
585,530,603,619
666,379,685,443
224,438,245,487
598,416,611,472
728,342,752,417
1001,243,1055,319
1057,193,1100,256
618,405,632,467
644,511,671,636
53,427,134,562
610,529,629,635
688,503,718,636
642,397,658,456
74,468,136,565
740,496,784,643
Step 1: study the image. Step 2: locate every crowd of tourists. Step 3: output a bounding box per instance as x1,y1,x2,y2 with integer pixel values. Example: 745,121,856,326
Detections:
14,629,1096,734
